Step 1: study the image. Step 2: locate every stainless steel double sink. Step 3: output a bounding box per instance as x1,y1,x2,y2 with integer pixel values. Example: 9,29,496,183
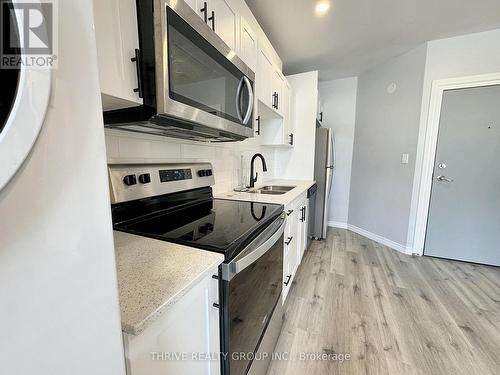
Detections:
248,185,296,195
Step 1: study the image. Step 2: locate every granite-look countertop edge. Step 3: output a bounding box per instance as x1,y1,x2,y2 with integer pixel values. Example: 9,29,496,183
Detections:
114,231,224,336
215,179,316,206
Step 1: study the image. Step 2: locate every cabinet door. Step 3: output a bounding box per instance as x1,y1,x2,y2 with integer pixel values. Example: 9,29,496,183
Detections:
257,48,273,109
184,0,199,13
210,0,238,51
301,199,309,259
93,0,143,110
239,17,257,72
283,206,299,303
125,271,221,375
273,71,285,115
184,0,197,12
317,92,323,123
282,80,294,146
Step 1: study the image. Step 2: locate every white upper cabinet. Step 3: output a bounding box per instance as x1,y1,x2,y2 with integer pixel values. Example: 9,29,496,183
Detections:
210,0,239,51
192,0,238,51
317,92,323,123
238,17,258,72
257,47,274,109
94,0,143,110
183,0,198,12
272,71,285,115
283,80,295,147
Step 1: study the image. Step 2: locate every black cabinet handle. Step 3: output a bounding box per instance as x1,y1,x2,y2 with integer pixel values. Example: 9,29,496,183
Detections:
285,236,293,245
284,275,292,286
213,302,220,308
208,10,215,31
273,92,278,109
303,206,307,221
286,209,293,216
289,133,294,145
320,111,323,122
256,116,261,135
200,2,208,22
212,274,219,280
276,93,279,110
130,48,143,98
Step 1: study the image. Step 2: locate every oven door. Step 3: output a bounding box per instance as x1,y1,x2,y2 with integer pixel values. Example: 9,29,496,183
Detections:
154,0,255,139
221,214,285,375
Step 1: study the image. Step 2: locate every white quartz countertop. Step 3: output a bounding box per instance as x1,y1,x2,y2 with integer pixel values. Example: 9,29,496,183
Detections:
215,179,316,206
113,231,224,336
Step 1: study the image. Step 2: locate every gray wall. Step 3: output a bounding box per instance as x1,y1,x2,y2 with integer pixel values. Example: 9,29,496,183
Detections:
349,44,427,247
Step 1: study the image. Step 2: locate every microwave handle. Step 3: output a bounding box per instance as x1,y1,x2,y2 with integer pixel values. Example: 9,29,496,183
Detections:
242,76,254,125
235,78,245,122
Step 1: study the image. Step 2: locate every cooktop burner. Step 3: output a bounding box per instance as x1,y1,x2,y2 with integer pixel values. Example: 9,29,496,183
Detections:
113,195,282,261
109,163,283,261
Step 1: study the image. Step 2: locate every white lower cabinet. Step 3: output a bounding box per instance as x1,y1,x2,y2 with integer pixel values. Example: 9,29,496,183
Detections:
123,269,221,375
283,205,298,301
282,192,309,303
296,196,309,262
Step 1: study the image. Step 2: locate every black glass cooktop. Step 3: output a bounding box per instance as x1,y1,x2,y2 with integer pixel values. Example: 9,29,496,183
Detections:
112,189,283,261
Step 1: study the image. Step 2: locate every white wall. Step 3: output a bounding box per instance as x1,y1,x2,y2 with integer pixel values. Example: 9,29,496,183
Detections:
408,28,500,249
274,71,318,180
319,77,357,226
348,44,427,250
105,130,275,193
0,1,125,373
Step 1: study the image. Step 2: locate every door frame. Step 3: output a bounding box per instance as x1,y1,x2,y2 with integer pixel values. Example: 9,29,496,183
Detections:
412,72,500,255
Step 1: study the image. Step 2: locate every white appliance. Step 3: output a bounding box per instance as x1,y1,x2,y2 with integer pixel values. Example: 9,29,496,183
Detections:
0,0,51,191
0,0,125,373
103,0,255,142
313,127,335,239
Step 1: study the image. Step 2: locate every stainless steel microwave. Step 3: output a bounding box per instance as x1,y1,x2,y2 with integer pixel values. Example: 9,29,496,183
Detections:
103,0,255,142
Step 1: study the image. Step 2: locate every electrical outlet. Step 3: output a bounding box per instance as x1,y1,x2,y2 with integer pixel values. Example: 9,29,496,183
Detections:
401,153,409,164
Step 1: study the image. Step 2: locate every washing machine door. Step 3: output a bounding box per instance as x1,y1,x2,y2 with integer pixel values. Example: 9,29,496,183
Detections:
0,0,52,191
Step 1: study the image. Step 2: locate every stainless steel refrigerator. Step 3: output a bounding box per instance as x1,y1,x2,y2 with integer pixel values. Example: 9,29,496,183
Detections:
312,127,335,239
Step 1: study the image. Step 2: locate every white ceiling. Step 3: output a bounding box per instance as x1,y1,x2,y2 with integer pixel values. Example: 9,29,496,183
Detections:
245,0,500,81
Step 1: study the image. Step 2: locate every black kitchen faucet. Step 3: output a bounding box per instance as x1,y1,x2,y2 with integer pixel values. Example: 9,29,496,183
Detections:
249,153,267,188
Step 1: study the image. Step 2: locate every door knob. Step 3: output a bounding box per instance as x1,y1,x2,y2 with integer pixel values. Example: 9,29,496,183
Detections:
436,175,453,182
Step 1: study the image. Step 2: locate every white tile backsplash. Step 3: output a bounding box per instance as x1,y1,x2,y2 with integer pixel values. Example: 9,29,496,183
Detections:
105,129,274,193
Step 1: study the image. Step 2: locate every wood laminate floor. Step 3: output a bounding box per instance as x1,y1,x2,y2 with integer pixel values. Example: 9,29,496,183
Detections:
267,228,500,375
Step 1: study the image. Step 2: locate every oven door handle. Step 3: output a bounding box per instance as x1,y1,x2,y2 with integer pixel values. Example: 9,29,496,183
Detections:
222,213,286,281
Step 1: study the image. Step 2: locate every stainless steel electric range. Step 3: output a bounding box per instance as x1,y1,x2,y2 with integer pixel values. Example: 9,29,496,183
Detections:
109,163,285,375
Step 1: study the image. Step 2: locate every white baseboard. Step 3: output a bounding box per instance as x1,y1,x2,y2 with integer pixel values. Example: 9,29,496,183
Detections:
327,221,348,229
327,222,413,255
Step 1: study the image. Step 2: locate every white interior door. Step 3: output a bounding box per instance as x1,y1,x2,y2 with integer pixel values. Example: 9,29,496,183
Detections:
424,85,500,266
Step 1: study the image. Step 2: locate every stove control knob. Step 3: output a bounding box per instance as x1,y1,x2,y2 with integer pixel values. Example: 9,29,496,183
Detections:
123,174,137,186
138,173,151,184
206,169,212,176
198,170,206,177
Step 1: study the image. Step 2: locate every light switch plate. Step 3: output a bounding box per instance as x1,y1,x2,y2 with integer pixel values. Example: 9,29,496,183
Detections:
401,153,409,164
